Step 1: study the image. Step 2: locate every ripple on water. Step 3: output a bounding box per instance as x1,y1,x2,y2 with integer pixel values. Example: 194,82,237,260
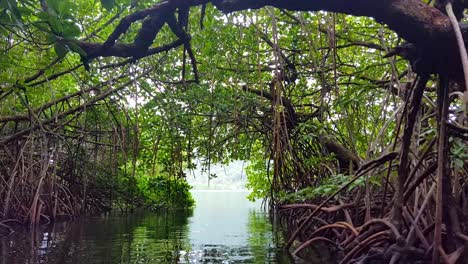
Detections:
0,191,295,264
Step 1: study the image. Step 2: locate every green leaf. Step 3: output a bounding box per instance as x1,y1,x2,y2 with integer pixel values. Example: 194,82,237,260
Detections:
2,0,23,29
36,11,51,21
46,33,57,42
16,6,33,16
48,15,63,34
0,9,13,24
37,11,63,34
62,21,80,38
454,159,464,169
46,0,60,12
54,42,68,58
46,0,72,14
100,0,115,11
32,21,51,33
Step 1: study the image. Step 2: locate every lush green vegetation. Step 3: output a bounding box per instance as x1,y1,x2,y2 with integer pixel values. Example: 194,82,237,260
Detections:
1,0,467,262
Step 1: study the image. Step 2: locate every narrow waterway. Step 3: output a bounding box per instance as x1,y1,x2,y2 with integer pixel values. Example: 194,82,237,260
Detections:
0,191,296,263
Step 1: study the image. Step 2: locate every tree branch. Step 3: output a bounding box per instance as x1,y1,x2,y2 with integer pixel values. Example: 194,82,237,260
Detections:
213,0,466,77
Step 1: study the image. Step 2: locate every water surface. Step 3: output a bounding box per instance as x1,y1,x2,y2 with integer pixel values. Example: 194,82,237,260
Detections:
0,190,295,263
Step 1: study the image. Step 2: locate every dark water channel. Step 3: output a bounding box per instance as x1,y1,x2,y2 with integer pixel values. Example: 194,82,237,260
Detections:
0,191,298,264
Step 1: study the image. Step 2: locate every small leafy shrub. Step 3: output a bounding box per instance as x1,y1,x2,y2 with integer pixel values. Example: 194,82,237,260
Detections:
280,174,380,204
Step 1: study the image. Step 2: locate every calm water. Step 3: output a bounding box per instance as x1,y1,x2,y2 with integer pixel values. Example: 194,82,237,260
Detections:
0,191,296,264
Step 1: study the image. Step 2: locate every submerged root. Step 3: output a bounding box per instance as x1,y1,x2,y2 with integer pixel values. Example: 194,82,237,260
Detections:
279,181,468,264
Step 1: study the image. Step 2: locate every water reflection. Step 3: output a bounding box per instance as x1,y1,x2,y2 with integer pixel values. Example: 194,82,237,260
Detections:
0,191,294,264
1,209,193,264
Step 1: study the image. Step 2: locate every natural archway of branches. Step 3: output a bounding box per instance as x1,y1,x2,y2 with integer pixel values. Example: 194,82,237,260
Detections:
1,0,467,263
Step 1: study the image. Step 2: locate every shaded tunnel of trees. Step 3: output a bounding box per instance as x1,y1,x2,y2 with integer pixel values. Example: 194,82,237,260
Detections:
0,0,468,263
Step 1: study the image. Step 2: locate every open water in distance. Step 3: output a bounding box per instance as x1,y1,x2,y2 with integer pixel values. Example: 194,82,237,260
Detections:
0,190,298,264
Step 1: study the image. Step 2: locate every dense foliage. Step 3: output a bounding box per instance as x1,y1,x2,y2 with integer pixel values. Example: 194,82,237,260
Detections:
1,0,467,262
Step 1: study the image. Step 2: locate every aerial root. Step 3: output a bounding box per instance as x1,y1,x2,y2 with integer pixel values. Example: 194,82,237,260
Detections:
0,220,14,236
279,192,467,264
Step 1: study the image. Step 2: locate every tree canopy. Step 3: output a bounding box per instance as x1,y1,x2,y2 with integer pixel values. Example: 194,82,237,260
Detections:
1,0,467,263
